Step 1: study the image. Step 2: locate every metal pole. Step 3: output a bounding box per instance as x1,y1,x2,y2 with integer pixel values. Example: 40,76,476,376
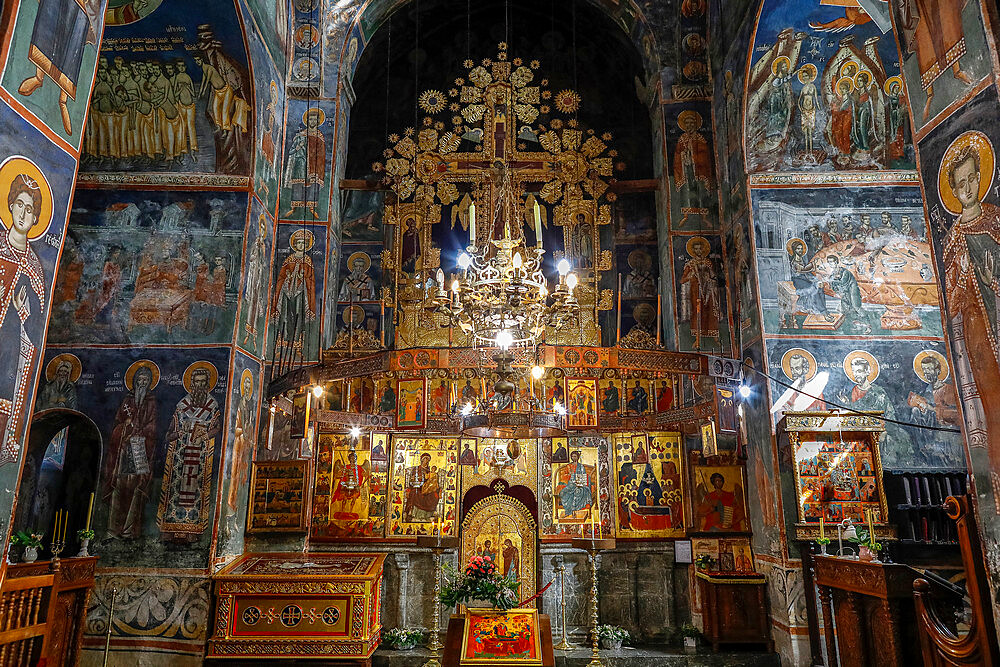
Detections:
554,558,571,650
586,548,602,667
103,587,117,667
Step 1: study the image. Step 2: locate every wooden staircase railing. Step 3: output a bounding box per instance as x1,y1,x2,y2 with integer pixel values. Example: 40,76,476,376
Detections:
913,495,1000,666
0,557,97,666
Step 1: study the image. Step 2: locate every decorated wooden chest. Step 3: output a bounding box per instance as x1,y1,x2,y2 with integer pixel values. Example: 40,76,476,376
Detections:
207,552,386,660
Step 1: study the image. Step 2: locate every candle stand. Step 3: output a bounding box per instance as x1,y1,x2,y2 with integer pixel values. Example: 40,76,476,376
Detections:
415,534,461,667
570,537,615,667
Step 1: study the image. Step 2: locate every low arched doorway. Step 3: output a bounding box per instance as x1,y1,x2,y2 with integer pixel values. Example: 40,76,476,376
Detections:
14,409,102,559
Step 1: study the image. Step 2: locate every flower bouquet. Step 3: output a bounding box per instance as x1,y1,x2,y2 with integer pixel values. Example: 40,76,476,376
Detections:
439,555,521,612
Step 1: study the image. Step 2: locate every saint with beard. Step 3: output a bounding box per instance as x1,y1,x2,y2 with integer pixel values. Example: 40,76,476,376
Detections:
104,360,159,541
157,362,221,542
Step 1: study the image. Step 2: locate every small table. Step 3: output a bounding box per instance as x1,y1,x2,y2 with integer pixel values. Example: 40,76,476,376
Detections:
695,571,771,652
813,555,921,667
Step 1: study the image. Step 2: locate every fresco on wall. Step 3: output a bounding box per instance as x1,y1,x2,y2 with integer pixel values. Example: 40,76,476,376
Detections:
739,343,782,555
270,222,326,362
671,233,729,353
888,0,992,134
0,0,106,148
665,102,717,231
77,3,251,178
766,338,963,470
217,352,260,557
279,100,333,221
48,189,247,345
36,346,230,568
750,186,942,337
0,114,78,498
746,0,914,172
241,0,290,72
725,211,761,346
247,13,285,216
714,9,753,224
237,199,274,358
917,85,1000,517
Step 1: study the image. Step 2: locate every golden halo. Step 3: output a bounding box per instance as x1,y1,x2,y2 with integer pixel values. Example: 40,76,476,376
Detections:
269,80,278,94
0,156,53,240
913,350,949,383
289,228,315,250
633,302,656,323
853,70,873,89
843,350,880,384
797,63,817,84
686,235,710,257
45,353,82,383
342,304,365,326
677,110,702,130
125,359,160,391
838,60,859,79
183,361,219,393
771,55,791,76
835,76,854,94
347,251,371,272
938,130,995,216
240,368,255,398
883,75,903,95
257,212,267,232
302,107,325,125
786,237,806,256
780,348,816,381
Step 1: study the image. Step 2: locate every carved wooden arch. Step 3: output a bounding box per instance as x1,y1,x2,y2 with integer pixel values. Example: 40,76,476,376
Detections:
460,493,538,606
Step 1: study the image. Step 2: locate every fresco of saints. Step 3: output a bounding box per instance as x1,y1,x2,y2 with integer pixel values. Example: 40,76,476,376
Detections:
555,451,594,519
403,452,441,522
157,362,221,542
771,348,827,422
939,132,1000,487
0,162,51,465
836,351,913,463
693,471,747,532
242,214,268,345
16,0,101,135
622,249,655,298
908,350,960,456
257,81,279,193
673,110,713,217
195,25,251,174
756,55,794,153
283,108,327,218
339,252,376,301
35,354,80,411
893,0,974,120
226,370,256,513
679,236,720,350
103,360,159,541
824,255,868,333
831,77,855,158
272,229,316,352
331,450,370,520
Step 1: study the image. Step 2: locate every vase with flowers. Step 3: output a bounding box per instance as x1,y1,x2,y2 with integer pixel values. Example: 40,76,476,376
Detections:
439,554,521,612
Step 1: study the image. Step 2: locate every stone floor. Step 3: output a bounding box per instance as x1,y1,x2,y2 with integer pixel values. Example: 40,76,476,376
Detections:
372,646,780,667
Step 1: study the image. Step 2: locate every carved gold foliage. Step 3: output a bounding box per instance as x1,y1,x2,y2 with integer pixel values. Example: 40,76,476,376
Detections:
581,135,606,158
439,131,461,153
597,249,612,271
561,129,582,151
598,289,614,310
539,130,561,154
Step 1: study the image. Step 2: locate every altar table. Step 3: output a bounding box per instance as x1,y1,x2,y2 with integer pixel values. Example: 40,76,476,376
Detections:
207,552,386,661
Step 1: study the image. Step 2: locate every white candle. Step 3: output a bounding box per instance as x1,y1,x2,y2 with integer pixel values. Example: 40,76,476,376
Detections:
469,201,476,243
533,199,543,248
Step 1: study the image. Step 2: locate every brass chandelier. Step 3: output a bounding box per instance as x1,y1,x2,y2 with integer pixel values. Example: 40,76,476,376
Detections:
428,161,580,350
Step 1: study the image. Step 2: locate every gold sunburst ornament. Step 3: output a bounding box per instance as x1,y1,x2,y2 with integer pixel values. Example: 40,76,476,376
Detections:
554,89,581,114
419,89,447,114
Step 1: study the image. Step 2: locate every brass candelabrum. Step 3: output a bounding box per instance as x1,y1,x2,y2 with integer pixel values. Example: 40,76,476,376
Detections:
49,537,65,569
416,533,460,667
571,537,616,667
554,556,572,650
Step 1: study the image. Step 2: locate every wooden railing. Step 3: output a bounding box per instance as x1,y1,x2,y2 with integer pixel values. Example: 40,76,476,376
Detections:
0,557,96,666
913,495,1000,666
